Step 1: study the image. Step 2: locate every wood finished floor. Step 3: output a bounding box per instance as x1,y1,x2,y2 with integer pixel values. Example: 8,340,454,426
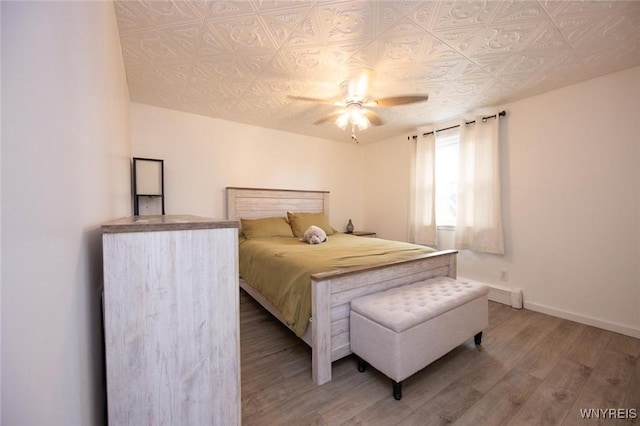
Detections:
240,290,640,425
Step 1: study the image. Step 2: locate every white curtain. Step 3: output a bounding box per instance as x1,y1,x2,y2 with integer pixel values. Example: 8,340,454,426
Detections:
455,116,505,254
409,132,437,246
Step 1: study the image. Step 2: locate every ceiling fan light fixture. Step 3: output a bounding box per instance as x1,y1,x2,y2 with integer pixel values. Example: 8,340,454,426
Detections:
290,69,424,131
335,103,370,131
352,111,370,130
335,111,350,129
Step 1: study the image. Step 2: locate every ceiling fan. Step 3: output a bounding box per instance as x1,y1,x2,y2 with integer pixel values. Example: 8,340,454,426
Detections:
288,69,429,140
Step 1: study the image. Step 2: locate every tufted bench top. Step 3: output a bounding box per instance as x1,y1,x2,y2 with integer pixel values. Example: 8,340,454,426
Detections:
350,277,489,333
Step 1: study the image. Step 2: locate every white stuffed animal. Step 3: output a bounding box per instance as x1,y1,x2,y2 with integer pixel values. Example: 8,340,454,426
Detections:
301,225,328,245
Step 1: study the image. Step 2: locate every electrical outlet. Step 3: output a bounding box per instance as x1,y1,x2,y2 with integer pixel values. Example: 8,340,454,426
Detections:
500,270,509,281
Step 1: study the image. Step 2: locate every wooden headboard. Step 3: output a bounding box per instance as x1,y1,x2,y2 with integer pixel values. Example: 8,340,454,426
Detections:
226,187,330,221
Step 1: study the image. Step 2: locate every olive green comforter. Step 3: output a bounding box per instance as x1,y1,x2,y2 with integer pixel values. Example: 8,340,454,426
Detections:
239,233,436,336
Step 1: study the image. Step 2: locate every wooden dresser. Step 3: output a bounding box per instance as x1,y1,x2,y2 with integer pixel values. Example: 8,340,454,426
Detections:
101,215,240,425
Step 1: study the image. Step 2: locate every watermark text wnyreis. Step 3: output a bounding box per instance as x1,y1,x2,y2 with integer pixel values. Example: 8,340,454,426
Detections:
579,408,637,420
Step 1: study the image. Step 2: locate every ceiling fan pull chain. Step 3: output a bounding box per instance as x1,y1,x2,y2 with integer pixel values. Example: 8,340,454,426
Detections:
351,123,359,143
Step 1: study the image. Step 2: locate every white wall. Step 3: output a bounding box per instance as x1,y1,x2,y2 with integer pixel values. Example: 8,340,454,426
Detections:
364,66,640,338
362,135,414,241
1,2,131,425
131,103,365,232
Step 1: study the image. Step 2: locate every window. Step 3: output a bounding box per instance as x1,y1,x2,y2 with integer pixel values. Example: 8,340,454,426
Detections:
435,132,460,227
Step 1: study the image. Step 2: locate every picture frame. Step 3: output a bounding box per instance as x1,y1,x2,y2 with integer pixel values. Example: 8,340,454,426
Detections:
132,157,165,215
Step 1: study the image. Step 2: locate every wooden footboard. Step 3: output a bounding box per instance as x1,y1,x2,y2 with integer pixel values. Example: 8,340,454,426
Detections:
310,249,457,385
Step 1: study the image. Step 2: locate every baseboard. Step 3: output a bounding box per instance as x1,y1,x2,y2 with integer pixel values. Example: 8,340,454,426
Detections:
488,284,523,309
525,301,640,339
458,277,523,309
458,276,640,339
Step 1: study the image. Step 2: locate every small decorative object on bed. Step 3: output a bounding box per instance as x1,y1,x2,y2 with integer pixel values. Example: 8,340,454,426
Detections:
226,187,458,385
300,225,328,244
346,219,354,233
287,211,334,238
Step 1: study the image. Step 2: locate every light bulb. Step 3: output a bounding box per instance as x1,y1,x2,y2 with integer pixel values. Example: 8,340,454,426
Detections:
335,112,349,129
350,109,370,130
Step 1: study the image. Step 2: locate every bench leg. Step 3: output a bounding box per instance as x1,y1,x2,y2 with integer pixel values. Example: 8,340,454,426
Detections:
356,356,367,372
474,331,483,345
392,380,402,400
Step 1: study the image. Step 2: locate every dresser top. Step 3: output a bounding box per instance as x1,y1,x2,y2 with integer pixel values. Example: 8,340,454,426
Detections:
102,215,239,234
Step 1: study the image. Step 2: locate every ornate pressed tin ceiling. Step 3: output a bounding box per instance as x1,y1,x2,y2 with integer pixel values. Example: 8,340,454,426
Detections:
115,1,640,143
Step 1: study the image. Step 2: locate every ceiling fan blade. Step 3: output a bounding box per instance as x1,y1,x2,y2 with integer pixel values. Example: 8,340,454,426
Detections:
287,95,343,106
363,109,383,126
313,111,343,125
372,95,429,107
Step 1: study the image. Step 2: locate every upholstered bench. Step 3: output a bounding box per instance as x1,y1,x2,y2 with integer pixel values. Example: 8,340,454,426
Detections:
350,276,489,400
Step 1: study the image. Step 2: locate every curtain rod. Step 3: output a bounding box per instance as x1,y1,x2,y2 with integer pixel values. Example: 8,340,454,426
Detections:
408,110,506,140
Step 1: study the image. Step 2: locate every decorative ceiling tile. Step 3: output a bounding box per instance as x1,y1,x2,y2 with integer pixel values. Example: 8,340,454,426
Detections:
114,1,154,34
181,84,223,103
537,1,564,17
430,25,487,54
120,30,192,64
125,1,203,27
469,21,543,56
484,75,532,100
574,12,640,57
196,26,229,56
524,22,570,51
552,0,633,18
406,1,438,30
581,43,640,75
114,0,640,143
348,41,382,68
156,23,216,58
126,64,178,88
551,51,589,75
376,35,426,65
132,84,187,105
498,49,561,77
189,62,219,85
456,61,494,80
161,62,194,84
250,0,311,11
465,53,515,76
431,1,500,30
189,0,256,20
491,0,547,24
380,16,429,39
280,45,331,76
389,58,469,82
315,1,377,43
444,77,495,98
194,56,260,82
205,15,278,54
280,8,326,48
554,14,611,45
258,5,314,47
250,51,293,77
375,0,416,29
251,77,311,97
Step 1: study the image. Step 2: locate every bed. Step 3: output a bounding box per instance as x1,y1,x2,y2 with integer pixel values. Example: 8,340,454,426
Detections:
226,187,458,385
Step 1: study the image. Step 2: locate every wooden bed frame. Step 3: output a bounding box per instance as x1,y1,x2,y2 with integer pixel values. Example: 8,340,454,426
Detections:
226,187,458,385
